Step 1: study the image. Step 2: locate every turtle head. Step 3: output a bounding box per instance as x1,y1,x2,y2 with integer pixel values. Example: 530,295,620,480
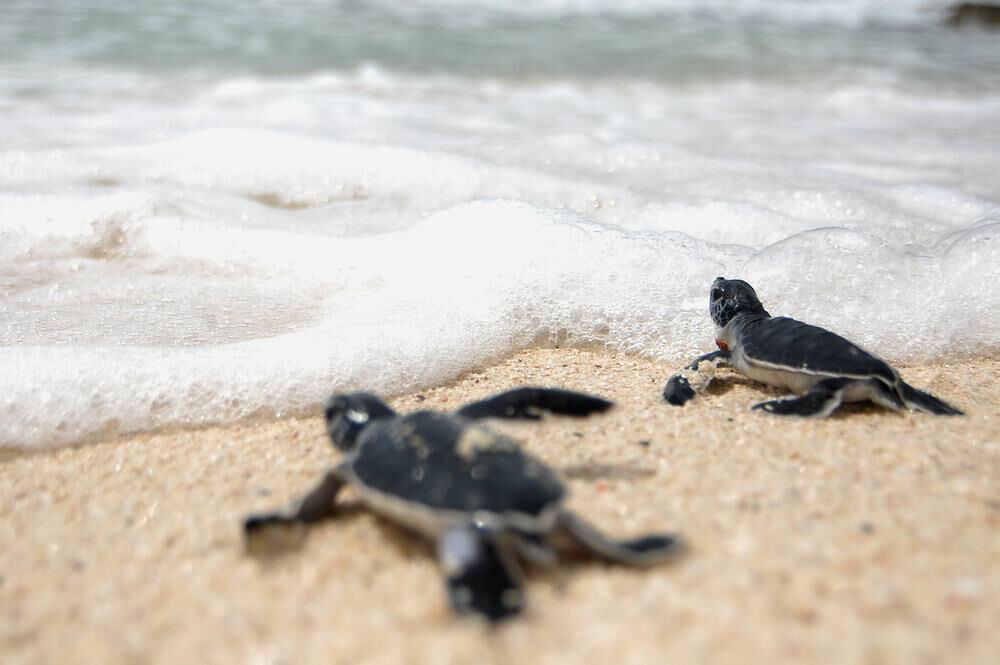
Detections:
324,392,396,452
710,277,769,329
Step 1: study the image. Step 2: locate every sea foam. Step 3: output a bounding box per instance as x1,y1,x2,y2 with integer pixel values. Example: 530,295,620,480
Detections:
2,171,998,449
2,31,999,448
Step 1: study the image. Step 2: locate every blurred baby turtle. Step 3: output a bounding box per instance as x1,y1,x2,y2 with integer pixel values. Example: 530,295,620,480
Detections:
245,387,683,622
663,277,963,418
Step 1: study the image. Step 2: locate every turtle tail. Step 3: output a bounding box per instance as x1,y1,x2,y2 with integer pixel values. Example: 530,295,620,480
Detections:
897,381,964,416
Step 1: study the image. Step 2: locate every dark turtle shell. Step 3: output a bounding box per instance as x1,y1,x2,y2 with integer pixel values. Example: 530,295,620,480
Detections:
349,411,565,517
740,317,898,383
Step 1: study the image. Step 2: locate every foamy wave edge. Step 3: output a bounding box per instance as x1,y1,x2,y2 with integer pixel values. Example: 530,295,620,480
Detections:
3,198,999,450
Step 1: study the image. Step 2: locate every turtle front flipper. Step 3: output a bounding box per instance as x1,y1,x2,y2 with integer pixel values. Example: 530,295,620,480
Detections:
897,381,964,416
663,350,731,406
455,387,613,421
244,465,350,555
553,511,684,567
438,525,525,622
752,377,854,418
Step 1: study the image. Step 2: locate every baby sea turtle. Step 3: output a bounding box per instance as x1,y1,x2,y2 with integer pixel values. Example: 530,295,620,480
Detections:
245,387,682,622
663,277,963,418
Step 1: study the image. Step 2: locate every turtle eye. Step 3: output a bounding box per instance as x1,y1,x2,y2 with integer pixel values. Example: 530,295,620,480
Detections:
710,288,724,301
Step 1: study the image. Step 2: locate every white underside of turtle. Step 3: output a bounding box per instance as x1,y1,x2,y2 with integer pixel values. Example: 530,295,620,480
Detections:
733,350,893,402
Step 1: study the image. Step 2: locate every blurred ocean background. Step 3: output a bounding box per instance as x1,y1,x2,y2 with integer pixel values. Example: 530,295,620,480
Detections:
2,0,999,448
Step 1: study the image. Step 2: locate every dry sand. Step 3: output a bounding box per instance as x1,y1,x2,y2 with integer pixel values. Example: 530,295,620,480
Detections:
2,348,998,665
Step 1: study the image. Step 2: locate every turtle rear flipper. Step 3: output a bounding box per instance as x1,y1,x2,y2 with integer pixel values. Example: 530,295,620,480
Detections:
438,526,525,622
456,387,613,421
554,512,683,567
752,377,854,418
898,381,964,416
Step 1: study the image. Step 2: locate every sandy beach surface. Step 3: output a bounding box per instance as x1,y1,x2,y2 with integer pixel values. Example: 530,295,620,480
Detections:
2,348,998,665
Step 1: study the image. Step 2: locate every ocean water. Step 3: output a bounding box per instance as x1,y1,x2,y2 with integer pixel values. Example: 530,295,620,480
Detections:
2,0,999,448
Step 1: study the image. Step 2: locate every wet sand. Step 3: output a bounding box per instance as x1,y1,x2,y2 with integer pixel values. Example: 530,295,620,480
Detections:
2,348,998,664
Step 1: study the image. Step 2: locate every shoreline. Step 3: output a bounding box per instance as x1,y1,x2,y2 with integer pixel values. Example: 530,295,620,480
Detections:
2,345,992,459
2,347,998,664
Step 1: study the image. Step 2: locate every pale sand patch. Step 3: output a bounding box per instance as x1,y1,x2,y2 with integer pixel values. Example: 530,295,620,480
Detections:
1,348,998,665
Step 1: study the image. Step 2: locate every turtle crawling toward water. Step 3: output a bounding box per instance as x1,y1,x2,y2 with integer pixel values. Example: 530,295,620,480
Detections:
663,277,963,418
245,387,683,621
